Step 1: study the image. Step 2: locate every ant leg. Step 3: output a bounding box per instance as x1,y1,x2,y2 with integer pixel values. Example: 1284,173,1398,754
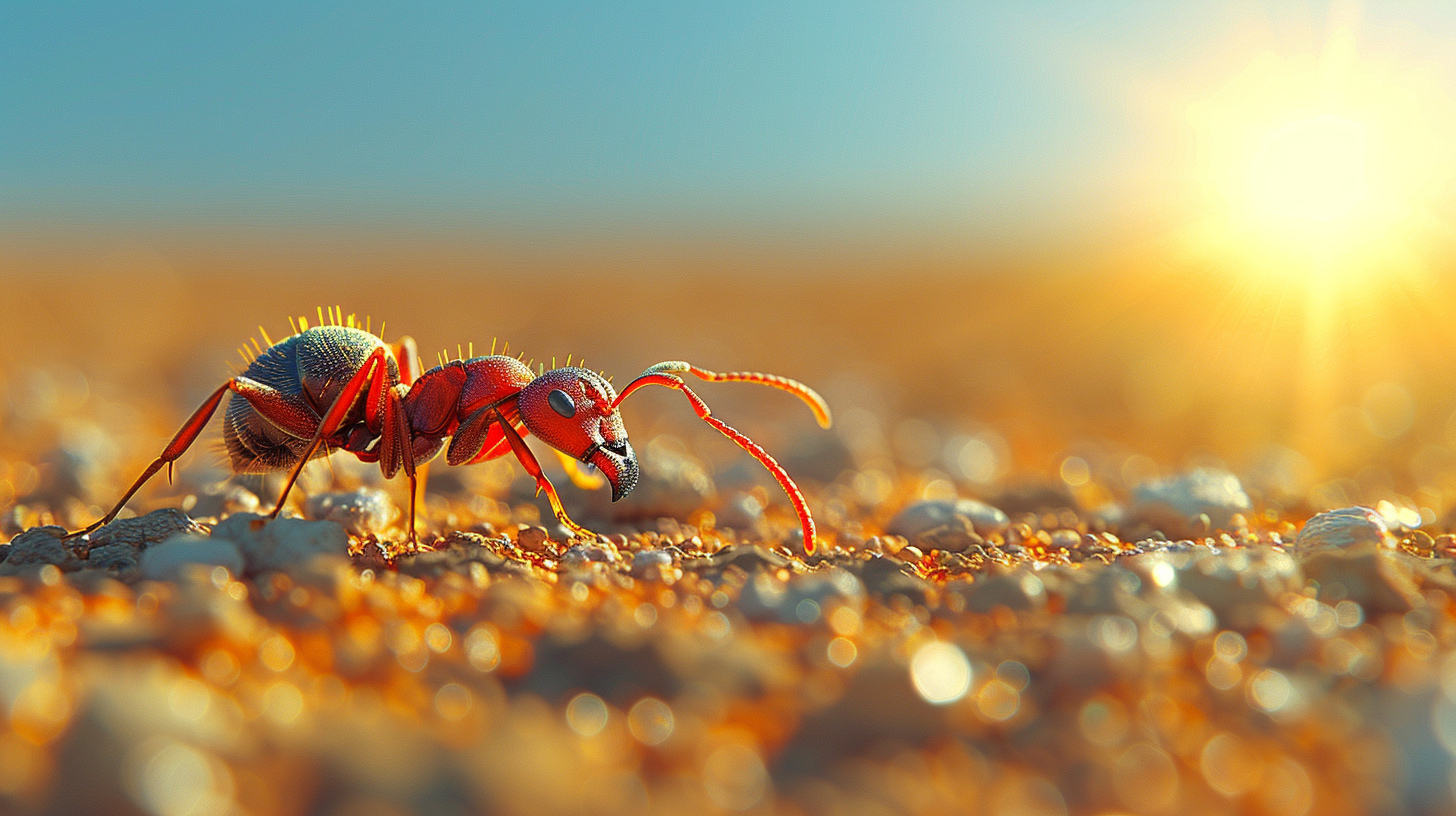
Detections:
65,382,233,540
378,386,420,546
397,336,428,546
410,461,429,548
446,404,502,465
270,348,393,521
65,377,321,540
494,409,595,540
612,372,818,553
616,361,832,428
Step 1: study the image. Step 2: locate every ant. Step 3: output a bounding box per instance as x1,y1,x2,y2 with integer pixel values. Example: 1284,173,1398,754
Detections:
65,308,833,552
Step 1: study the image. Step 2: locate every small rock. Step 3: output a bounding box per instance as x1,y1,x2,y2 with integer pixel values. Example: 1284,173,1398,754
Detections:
1407,530,1436,555
211,513,349,578
1302,548,1423,614
94,509,208,577
740,568,865,623
517,525,550,553
1050,530,1081,549
305,488,399,535
631,550,675,579
853,556,932,604
684,545,790,575
1293,507,1394,556
957,570,1047,613
81,508,206,551
886,498,1010,554
186,482,260,519
398,532,525,579
1131,468,1251,535
894,545,925,563
0,526,83,576
138,535,245,581
561,543,618,565
912,524,985,554
1,509,205,578
1168,549,1302,626
1063,567,1146,616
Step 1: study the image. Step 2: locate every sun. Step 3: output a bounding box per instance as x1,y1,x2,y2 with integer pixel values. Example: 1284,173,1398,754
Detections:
1246,114,1368,223
1170,31,1456,462
1183,42,1453,274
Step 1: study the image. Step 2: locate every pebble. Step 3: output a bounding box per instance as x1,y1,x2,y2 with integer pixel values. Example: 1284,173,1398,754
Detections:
80,508,206,551
893,545,925,563
1063,567,1145,616
0,526,82,576
210,512,350,578
138,534,245,581
185,482,260,519
398,532,525,580
1292,507,1395,555
1049,529,1081,549
886,498,1009,553
516,525,550,553
853,556,933,604
1301,547,1423,614
305,488,399,535
1130,468,1251,535
685,544,790,575
739,568,865,623
0,509,205,578
1169,549,1302,627
631,549,675,579
958,570,1046,613
561,543,618,565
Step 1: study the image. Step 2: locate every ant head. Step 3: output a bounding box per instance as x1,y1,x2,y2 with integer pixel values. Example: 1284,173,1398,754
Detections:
518,367,638,501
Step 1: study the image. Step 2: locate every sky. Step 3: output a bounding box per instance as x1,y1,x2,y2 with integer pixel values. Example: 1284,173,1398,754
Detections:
5,1,1456,238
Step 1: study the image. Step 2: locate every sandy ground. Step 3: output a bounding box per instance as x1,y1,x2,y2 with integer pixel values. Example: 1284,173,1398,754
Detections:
5,239,1456,814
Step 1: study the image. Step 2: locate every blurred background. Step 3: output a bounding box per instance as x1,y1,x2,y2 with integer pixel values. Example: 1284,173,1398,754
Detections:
6,0,1456,517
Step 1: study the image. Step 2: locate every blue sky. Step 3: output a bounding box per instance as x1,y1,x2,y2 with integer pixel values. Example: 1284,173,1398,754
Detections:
5,2,1455,235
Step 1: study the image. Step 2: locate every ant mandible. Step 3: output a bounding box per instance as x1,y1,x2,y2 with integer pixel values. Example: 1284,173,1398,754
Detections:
65,308,833,552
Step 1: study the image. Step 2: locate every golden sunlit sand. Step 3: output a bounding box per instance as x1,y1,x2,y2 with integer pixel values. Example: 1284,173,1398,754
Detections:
5,235,1456,813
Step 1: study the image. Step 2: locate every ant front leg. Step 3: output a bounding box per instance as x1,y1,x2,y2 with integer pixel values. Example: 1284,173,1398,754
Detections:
493,409,596,541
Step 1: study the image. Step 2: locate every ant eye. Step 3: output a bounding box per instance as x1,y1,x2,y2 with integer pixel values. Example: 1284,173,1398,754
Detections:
547,389,576,418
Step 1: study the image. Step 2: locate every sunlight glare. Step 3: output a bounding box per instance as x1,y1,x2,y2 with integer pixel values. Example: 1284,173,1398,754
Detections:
1185,45,1453,278
1247,115,1368,223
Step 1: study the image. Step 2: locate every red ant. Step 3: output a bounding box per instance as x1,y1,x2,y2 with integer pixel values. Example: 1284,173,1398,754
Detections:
65,308,833,552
